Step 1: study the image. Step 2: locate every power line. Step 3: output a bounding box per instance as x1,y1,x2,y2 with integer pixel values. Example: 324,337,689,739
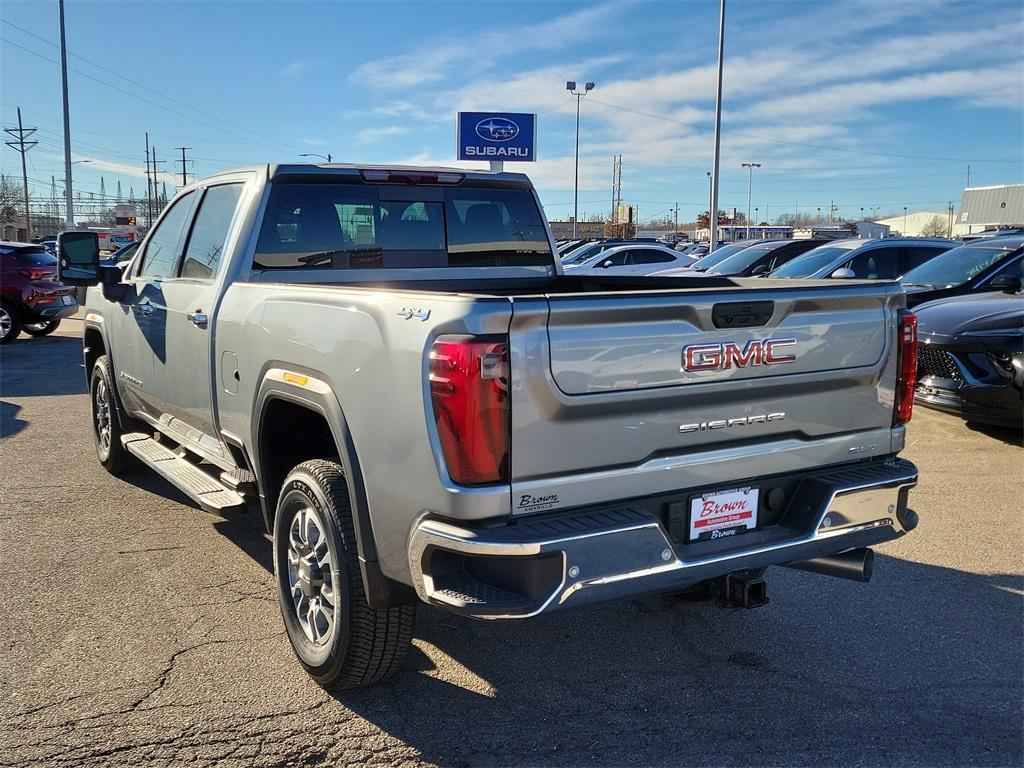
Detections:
1,19,301,155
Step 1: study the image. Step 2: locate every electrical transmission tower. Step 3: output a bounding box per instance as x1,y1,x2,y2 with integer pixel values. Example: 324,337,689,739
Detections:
3,108,37,239
610,154,622,222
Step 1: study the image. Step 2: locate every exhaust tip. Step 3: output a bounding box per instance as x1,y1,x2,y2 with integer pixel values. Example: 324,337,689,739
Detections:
785,548,874,583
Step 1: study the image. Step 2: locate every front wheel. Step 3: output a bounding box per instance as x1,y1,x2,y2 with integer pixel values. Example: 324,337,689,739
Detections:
273,460,415,690
90,355,136,474
22,319,61,337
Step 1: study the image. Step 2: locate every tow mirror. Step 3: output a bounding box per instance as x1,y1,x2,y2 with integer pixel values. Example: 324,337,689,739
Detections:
57,231,101,286
987,274,1022,294
830,267,856,279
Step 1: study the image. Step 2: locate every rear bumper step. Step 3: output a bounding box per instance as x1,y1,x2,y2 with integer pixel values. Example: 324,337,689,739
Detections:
122,433,246,514
409,459,918,618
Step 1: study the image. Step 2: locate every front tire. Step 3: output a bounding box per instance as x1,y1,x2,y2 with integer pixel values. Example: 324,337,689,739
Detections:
0,302,21,344
273,460,415,690
22,319,61,337
90,355,136,474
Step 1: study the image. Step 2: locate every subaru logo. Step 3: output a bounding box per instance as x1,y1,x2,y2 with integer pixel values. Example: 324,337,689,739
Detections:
475,117,519,142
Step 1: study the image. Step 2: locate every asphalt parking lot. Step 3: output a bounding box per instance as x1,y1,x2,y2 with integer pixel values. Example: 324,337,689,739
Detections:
1,318,1021,768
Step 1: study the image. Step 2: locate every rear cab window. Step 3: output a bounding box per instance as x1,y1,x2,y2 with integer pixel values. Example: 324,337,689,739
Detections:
254,178,552,275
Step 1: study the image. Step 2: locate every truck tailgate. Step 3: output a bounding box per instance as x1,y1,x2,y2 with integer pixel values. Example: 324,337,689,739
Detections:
507,281,903,515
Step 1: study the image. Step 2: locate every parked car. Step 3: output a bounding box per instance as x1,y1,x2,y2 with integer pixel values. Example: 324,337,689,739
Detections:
561,239,636,265
34,234,59,255
914,291,1023,429
61,163,919,690
676,239,774,273
768,238,955,280
655,239,830,278
0,241,79,343
675,241,709,257
563,242,699,275
900,236,1024,308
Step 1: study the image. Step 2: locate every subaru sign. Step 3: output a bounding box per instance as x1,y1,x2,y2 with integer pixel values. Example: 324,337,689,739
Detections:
457,112,537,162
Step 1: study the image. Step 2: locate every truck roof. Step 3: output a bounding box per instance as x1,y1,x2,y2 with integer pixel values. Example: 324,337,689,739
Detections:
199,163,532,185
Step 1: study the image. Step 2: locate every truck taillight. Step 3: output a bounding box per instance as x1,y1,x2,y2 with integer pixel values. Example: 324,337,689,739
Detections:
894,311,918,425
429,337,509,485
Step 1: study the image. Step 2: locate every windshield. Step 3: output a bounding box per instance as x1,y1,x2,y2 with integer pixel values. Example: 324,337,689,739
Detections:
255,182,551,270
706,243,777,274
7,247,56,266
689,242,755,270
770,243,857,278
900,243,1017,288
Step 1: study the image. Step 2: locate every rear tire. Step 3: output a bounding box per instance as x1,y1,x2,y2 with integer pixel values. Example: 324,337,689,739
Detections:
90,355,136,474
0,302,21,344
22,319,61,337
273,460,415,690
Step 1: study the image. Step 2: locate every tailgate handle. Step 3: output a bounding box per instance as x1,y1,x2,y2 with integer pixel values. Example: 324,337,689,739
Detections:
712,301,774,329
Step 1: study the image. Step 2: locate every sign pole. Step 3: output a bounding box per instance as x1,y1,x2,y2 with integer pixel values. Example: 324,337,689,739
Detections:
489,161,503,172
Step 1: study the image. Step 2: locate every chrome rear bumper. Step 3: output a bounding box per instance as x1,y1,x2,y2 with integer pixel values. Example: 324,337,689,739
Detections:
408,459,918,619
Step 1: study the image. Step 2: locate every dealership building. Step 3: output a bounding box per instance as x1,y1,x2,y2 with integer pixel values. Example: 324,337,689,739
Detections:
954,183,1024,236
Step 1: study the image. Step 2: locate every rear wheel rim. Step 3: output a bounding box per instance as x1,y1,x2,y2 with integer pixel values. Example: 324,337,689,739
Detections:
0,308,11,339
286,504,337,647
93,377,112,451
24,322,48,331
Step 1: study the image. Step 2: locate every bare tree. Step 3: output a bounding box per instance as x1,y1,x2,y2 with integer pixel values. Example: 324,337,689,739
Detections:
920,215,949,238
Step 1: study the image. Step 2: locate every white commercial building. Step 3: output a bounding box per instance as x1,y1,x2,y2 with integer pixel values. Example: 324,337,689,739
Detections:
874,210,951,237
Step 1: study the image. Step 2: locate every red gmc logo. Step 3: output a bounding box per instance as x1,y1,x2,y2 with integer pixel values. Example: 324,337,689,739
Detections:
683,338,797,372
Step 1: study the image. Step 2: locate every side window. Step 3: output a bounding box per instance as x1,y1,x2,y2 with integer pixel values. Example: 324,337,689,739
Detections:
632,248,675,264
601,251,630,267
901,246,945,275
180,184,244,280
138,192,196,279
846,249,898,279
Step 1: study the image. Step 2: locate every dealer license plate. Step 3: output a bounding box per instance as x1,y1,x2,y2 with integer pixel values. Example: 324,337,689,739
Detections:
61,295,76,306
689,487,759,542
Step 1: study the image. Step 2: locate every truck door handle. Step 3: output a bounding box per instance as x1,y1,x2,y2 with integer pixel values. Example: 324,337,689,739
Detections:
187,310,208,328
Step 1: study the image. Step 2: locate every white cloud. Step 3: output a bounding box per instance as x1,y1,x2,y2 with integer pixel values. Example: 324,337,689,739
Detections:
74,154,178,187
281,59,315,80
354,125,412,144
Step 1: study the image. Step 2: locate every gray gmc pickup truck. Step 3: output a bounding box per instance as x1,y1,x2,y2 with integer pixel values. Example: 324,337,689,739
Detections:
59,164,920,690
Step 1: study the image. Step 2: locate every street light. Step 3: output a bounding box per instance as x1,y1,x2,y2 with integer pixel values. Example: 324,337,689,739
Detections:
903,206,908,235
817,206,822,223
567,80,595,238
300,153,333,163
741,162,760,238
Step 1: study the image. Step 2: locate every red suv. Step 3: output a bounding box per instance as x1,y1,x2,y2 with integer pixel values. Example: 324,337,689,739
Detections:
1,241,79,344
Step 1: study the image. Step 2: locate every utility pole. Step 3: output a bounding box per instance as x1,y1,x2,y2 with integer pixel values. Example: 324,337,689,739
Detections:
741,162,760,238
947,201,954,238
175,147,192,186
673,202,679,234
965,164,971,189
150,146,166,218
3,107,37,240
144,133,153,227
59,0,74,228
709,0,726,250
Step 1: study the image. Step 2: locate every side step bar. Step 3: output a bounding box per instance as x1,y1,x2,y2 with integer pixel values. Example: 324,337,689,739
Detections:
121,433,246,514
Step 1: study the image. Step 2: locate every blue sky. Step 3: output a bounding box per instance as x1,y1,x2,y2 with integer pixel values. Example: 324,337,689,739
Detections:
2,0,1022,225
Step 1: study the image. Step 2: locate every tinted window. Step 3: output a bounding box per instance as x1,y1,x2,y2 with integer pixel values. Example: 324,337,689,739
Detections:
900,243,1018,288
690,241,758,270
845,247,898,279
770,244,858,277
631,248,675,264
254,182,550,270
7,248,56,266
180,184,244,280
900,245,949,275
595,250,630,267
139,192,196,279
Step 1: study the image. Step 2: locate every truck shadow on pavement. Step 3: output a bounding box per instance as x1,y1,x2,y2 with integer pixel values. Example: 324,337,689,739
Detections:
333,557,1022,768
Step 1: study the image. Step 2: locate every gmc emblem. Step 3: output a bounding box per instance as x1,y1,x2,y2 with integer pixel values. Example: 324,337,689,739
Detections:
683,338,797,372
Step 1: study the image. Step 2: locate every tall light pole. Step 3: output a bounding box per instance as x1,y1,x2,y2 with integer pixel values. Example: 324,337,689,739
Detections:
741,162,760,238
300,152,333,162
709,0,726,250
59,0,74,228
903,206,908,235
567,81,594,238
706,170,712,241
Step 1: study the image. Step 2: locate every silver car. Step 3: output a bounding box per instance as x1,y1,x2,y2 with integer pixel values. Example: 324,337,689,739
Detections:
564,243,699,275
